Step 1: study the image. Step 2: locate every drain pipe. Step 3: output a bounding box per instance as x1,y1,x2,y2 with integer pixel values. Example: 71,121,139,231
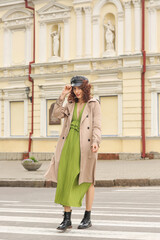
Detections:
141,0,146,158
25,0,35,153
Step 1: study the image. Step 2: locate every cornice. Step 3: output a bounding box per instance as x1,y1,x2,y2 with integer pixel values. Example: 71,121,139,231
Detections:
146,64,160,71
0,0,25,7
29,65,142,79
0,76,27,82
73,0,92,4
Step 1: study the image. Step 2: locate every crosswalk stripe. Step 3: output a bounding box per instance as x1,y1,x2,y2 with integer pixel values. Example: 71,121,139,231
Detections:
96,202,160,205
0,201,20,203
2,204,160,211
0,208,160,218
0,225,160,240
0,215,160,228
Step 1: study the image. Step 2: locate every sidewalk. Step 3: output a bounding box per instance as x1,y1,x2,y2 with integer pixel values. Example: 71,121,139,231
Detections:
0,159,160,187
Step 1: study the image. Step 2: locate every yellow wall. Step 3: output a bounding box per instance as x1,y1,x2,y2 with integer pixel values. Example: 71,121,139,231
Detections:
0,0,160,156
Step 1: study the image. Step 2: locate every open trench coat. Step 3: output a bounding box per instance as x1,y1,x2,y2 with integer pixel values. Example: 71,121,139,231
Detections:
44,96,101,185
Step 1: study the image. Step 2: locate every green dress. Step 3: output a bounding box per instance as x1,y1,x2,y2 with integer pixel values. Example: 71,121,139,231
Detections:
54,102,91,207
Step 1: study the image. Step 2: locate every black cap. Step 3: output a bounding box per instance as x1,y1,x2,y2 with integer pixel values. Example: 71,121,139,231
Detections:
70,76,89,87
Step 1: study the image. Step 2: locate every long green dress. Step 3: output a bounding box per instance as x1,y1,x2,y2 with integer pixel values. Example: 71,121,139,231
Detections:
54,102,91,207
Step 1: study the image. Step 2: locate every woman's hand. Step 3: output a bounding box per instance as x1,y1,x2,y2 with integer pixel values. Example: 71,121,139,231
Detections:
92,143,99,153
60,85,72,100
62,85,72,96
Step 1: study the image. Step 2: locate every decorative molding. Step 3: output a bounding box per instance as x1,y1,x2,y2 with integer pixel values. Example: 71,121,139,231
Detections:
124,0,132,9
93,0,123,16
74,63,90,71
37,2,71,23
132,0,141,8
3,86,27,100
2,8,33,29
123,58,141,67
92,74,122,95
0,1,28,7
73,0,92,4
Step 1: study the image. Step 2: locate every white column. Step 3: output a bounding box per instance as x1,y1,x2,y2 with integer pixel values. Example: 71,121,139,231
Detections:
4,27,11,67
93,16,100,58
4,99,10,137
63,19,70,60
133,0,141,53
26,25,32,64
75,7,83,58
148,8,157,53
124,1,132,53
117,13,124,55
84,7,92,58
39,22,47,62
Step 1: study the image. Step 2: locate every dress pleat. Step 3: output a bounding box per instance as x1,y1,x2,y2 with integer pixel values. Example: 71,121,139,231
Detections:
54,102,91,207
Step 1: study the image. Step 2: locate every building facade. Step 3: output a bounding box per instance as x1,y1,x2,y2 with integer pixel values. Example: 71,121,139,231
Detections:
0,0,160,160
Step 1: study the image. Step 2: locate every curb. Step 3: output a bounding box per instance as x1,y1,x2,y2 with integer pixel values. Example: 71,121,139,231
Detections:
0,179,160,187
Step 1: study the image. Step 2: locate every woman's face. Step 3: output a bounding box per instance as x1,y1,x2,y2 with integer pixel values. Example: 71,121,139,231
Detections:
73,86,83,100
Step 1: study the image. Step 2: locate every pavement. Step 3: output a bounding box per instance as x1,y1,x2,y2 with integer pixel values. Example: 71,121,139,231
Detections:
0,159,160,187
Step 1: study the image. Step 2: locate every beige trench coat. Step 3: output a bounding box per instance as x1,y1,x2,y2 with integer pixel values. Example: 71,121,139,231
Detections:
44,96,101,185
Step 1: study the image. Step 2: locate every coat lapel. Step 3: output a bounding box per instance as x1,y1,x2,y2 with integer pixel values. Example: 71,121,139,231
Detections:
68,98,97,125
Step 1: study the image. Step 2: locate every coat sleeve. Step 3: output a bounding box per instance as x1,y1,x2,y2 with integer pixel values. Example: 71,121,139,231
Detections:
91,100,101,147
51,96,69,120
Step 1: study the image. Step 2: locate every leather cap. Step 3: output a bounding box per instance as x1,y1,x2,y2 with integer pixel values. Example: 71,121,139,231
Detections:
70,76,89,87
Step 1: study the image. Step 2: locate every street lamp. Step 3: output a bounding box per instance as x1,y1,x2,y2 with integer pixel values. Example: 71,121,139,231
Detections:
25,87,32,103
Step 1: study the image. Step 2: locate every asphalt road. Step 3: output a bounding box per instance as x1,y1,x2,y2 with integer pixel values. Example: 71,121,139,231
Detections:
0,187,160,240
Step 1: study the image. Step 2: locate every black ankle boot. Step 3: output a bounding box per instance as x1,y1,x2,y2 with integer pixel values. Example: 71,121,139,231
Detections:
57,211,72,230
78,210,92,229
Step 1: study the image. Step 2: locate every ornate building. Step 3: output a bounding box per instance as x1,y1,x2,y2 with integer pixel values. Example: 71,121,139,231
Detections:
0,0,160,160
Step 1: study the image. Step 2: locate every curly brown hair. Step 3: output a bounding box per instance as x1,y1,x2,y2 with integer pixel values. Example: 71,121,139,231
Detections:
68,80,92,103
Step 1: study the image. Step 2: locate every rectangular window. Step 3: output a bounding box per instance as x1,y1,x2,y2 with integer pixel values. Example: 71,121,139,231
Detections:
10,101,24,136
100,96,118,136
46,99,62,136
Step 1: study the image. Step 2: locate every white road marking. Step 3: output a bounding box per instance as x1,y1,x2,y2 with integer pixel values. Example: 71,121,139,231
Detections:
0,201,20,203
2,204,160,211
0,208,160,218
0,215,160,228
95,202,160,205
0,226,160,239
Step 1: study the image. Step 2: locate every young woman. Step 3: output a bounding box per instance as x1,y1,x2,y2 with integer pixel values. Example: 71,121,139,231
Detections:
45,76,101,230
